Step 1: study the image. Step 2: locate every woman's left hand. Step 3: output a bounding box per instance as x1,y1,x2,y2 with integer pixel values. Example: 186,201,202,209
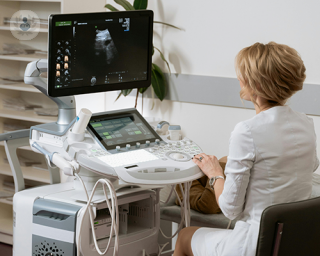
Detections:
192,153,224,179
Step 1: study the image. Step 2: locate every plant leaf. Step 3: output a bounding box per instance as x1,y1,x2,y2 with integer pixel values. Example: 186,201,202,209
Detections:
122,89,133,96
133,0,148,10
115,91,123,102
154,46,171,74
114,0,135,10
151,86,155,110
151,64,166,101
154,21,181,30
139,86,149,94
105,4,119,11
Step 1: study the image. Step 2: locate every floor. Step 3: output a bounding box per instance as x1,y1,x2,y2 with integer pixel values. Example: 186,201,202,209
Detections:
0,243,12,256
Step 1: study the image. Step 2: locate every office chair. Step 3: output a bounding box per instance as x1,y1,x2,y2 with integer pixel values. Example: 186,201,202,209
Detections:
256,196,320,256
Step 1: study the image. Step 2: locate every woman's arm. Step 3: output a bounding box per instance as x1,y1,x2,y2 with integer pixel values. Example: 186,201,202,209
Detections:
192,155,225,206
194,122,255,219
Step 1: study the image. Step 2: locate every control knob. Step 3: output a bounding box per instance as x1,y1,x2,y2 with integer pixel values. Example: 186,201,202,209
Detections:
155,139,160,145
91,77,97,85
116,146,121,152
136,142,140,148
146,140,150,146
126,144,131,150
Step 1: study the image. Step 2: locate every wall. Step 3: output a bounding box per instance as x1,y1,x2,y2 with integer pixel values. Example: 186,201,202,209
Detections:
104,0,320,173
63,0,107,14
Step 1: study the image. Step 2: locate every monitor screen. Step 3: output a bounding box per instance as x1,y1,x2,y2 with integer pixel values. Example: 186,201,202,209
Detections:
48,11,153,97
87,109,162,150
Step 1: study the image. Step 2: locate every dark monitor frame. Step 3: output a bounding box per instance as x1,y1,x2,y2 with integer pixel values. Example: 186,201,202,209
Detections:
87,108,162,150
48,10,154,97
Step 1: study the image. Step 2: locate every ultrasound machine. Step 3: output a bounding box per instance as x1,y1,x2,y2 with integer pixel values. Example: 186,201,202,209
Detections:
10,10,204,256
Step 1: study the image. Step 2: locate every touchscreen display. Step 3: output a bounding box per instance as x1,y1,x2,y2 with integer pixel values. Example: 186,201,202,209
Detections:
88,111,158,150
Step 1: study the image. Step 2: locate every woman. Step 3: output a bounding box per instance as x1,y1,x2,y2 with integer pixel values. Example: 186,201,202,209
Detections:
174,42,319,256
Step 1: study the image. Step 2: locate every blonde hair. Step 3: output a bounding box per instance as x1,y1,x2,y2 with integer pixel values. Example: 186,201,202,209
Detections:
235,42,306,107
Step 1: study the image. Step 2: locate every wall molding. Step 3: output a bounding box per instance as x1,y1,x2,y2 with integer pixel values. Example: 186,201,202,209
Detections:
141,74,320,116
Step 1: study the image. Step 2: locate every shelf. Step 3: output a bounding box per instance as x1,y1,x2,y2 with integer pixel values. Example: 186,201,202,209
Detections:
0,232,12,245
0,197,13,206
0,188,13,206
0,203,13,242
0,141,33,151
0,0,62,247
0,25,48,33
0,109,56,123
0,163,50,183
0,53,47,62
0,83,41,93
0,218,12,236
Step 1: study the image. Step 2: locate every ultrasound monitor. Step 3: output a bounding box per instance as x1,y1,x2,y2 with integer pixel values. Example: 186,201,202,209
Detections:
48,10,153,97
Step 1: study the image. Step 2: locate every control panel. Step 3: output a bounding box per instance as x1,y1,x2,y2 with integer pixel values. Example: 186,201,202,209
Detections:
30,108,204,185
81,111,203,183
87,137,202,164
147,139,201,161
79,134,204,185
82,109,204,184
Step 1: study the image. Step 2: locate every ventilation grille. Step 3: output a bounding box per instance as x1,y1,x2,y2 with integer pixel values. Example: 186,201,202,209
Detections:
129,205,150,218
33,240,65,256
119,212,127,223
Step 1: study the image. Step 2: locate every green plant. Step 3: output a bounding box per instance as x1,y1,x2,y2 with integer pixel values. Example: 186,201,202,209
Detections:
105,0,180,108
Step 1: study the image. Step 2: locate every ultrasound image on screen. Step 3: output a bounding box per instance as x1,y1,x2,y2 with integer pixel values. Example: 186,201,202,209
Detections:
74,19,148,87
95,29,118,65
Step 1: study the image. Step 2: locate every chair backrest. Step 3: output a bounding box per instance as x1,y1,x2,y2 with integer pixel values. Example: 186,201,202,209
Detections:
256,196,320,256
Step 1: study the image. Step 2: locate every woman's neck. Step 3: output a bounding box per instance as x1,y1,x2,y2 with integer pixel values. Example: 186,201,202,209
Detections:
254,97,272,114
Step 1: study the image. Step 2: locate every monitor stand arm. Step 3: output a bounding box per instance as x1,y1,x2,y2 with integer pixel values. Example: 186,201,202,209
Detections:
24,59,76,125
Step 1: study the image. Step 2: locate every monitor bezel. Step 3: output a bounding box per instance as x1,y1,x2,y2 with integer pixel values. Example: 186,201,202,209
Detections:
48,10,153,97
87,108,162,150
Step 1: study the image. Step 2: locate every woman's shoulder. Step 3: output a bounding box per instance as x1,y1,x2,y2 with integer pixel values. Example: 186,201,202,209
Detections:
234,106,316,136
290,108,315,125
250,106,312,123
230,121,252,142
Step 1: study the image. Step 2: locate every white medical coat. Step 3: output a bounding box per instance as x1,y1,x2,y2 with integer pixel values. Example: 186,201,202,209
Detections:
192,106,319,256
